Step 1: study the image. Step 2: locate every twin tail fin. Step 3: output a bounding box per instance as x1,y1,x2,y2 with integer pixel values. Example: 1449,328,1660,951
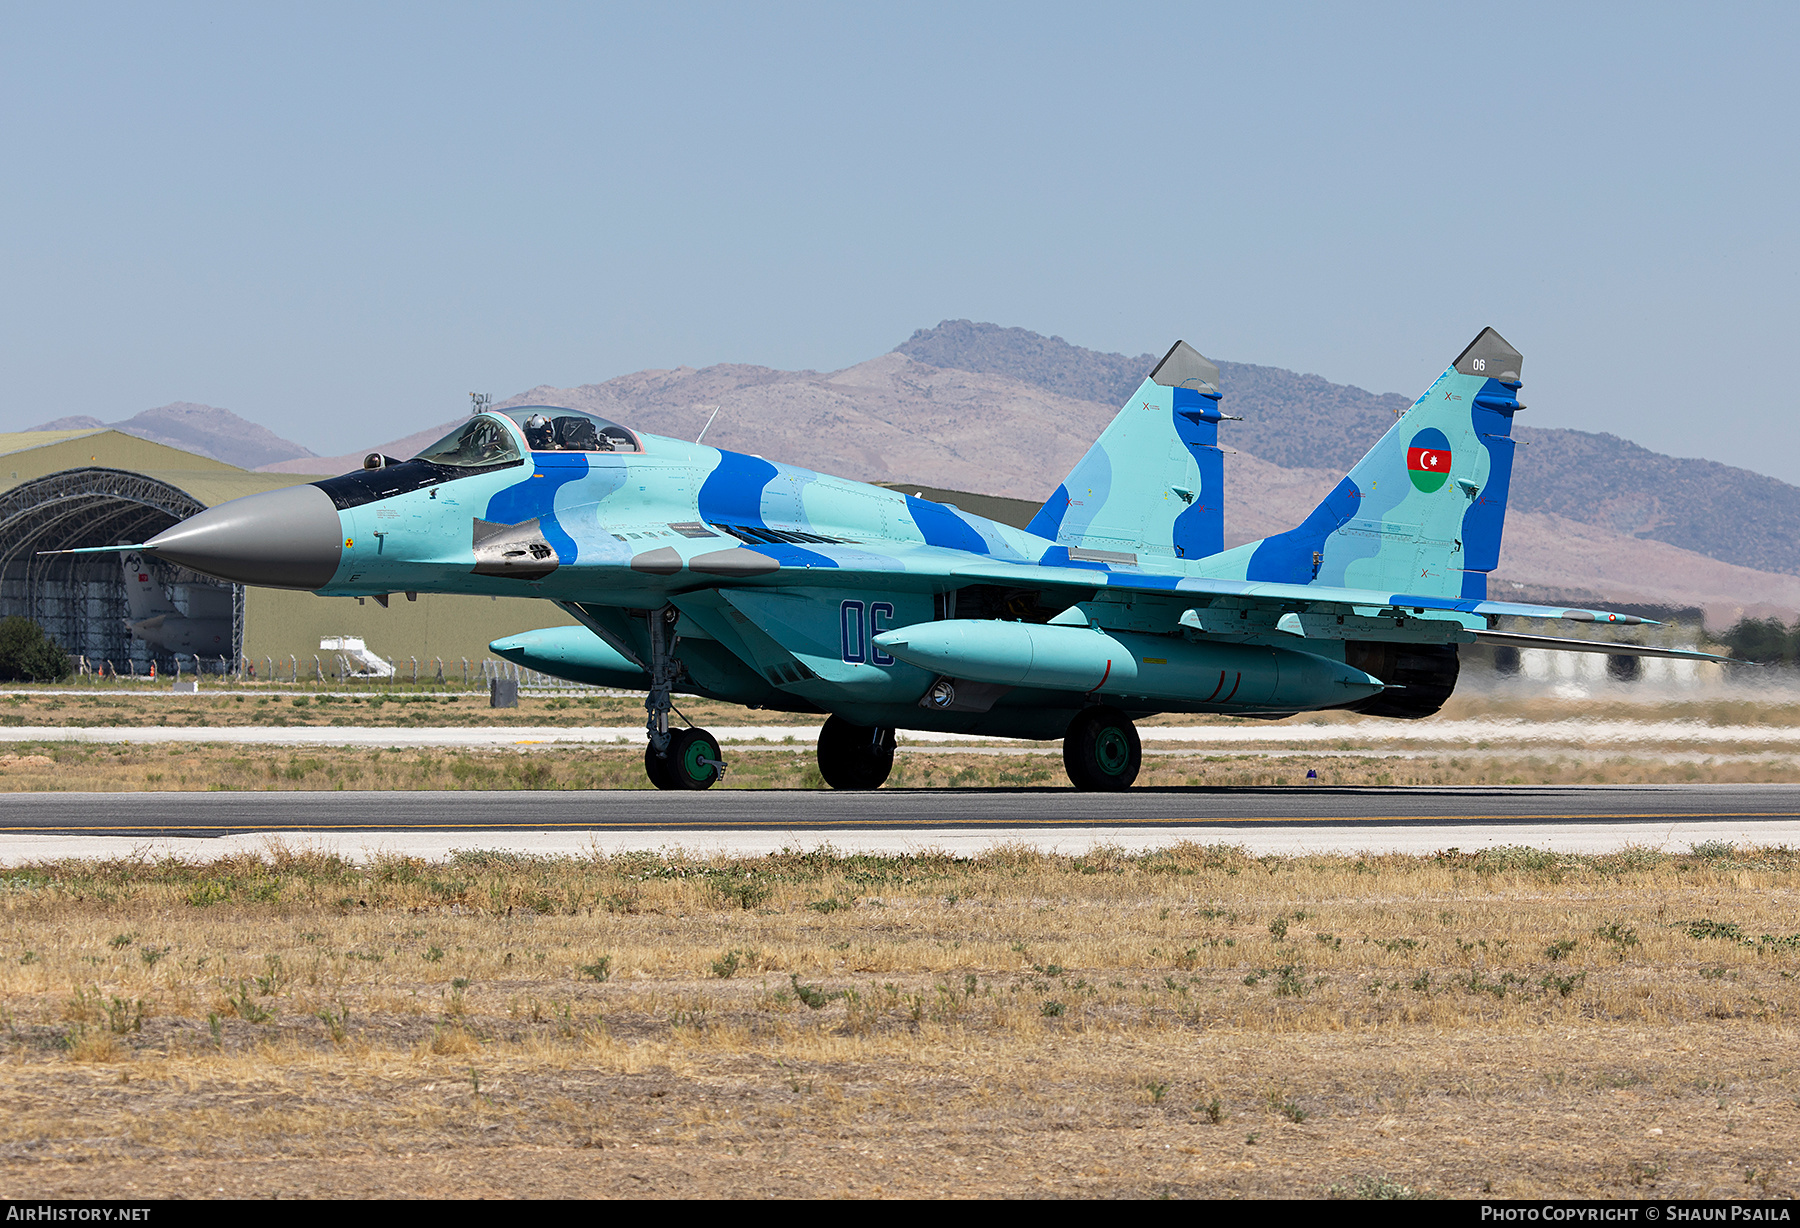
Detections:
1196,327,1525,601
1026,341,1231,565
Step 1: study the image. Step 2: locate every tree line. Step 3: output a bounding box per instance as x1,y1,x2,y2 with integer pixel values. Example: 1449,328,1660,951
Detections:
0,616,71,682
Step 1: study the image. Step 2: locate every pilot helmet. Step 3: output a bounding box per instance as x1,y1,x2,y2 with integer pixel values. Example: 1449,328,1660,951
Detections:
523,413,554,450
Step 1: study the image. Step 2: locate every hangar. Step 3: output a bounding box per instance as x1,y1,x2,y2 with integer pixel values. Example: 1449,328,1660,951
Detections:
0,429,575,676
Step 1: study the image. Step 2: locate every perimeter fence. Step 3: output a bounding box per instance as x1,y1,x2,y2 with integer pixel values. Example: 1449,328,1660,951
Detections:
56,652,621,697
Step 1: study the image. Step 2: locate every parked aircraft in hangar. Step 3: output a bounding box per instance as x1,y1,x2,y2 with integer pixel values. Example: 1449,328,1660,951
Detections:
119,551,231,658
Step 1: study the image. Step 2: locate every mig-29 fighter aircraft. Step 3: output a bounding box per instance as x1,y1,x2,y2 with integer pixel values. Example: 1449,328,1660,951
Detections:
106,328,1722,791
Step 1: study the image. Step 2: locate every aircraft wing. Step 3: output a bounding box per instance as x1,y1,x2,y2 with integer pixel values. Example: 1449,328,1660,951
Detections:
1469,630,1732,663
940,557,1659,627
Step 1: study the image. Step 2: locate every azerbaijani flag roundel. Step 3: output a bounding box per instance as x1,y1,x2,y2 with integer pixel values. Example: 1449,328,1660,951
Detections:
1406,427,1452,493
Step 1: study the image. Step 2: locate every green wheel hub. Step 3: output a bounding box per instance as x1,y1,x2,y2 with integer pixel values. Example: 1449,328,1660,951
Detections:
1062,705,1142,792
1094,727,1132,776
678,737,712,783
649,728,722,790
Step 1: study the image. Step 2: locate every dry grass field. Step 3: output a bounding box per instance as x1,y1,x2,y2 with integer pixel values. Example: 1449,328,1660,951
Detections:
2,683,1798,732
0,686,681,730
2,686,1799,791
2,741,1800,793
1,842,1797,1199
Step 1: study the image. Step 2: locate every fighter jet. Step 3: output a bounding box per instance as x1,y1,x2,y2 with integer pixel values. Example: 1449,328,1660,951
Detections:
112,328,1725,790
119,551,232,658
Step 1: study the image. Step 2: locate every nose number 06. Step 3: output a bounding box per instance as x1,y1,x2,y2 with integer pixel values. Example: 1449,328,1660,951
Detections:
840,600,895,665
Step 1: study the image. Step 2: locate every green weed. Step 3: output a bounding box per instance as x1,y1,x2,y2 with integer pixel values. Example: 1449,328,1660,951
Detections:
790,974,844,1010
1596,921,1640,958
1327,1174,1419,1199
713,876,772,910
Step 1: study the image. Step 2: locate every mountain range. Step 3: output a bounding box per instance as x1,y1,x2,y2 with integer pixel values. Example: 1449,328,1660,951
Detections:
26,323,1798,626
898,322,1800,578
28,402,316,471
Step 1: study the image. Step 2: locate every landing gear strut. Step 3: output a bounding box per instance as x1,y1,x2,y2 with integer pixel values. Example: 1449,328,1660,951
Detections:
1063,705,1141,791
643,604,725,790
816,715,896,790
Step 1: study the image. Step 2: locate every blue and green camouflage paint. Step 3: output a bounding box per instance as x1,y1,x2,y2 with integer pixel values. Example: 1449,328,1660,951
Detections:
143,327,1646,746
1027,340,1227,564
1198,327,1523,603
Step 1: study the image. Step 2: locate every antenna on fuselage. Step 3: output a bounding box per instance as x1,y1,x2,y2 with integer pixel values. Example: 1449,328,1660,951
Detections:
470,392,492,417
694,404,722,445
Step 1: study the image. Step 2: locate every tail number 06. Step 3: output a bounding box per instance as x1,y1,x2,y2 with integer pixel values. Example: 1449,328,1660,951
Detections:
840,600,895,665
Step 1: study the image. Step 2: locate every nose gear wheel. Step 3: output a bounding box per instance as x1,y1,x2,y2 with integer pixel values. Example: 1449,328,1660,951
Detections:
647,728,725,790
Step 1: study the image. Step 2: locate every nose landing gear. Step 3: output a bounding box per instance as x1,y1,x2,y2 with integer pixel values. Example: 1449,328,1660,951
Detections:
642,602,725,790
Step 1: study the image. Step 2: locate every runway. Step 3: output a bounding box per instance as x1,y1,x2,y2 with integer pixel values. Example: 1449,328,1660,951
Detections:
2,783,1796,861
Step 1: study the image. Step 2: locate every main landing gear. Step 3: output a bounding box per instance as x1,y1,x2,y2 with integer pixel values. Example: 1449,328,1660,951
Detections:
816,715,896,790
1063,705,1142,791
642,603,726,791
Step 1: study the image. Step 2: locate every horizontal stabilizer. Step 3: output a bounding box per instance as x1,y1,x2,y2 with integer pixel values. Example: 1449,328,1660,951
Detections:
1472,631,1731,663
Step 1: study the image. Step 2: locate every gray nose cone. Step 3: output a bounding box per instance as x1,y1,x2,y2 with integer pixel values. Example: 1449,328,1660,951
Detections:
144,484,344,590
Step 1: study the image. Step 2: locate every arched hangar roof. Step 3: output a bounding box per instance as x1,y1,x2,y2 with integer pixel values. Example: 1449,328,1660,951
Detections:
0,430,328,666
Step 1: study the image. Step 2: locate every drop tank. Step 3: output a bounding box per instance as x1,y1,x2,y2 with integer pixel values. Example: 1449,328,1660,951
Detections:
872,619,1384,712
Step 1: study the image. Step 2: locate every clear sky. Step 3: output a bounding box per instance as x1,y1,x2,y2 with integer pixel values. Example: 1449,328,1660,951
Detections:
3,2,1795,480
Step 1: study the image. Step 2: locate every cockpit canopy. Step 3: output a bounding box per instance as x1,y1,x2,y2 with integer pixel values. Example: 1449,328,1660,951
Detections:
411,408,643,469
413,415,523,470
501,406,642,454
319,407,646,512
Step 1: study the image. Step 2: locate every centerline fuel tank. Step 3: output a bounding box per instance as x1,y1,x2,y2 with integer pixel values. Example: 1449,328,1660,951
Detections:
872,619,1385,713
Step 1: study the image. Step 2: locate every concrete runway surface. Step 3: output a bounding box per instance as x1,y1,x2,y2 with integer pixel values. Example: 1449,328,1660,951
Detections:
1,783,1796,862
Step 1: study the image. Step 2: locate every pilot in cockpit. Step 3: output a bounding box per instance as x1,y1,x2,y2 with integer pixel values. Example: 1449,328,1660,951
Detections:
515,408,630,453
523,413,556,450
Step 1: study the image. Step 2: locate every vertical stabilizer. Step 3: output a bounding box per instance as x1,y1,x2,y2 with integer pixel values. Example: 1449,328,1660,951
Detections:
1026,340,1230,563
121,552,180,622
1195,328,1524,600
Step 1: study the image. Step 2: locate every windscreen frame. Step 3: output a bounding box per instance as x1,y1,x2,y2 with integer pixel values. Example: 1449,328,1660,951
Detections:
312,414,528,511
